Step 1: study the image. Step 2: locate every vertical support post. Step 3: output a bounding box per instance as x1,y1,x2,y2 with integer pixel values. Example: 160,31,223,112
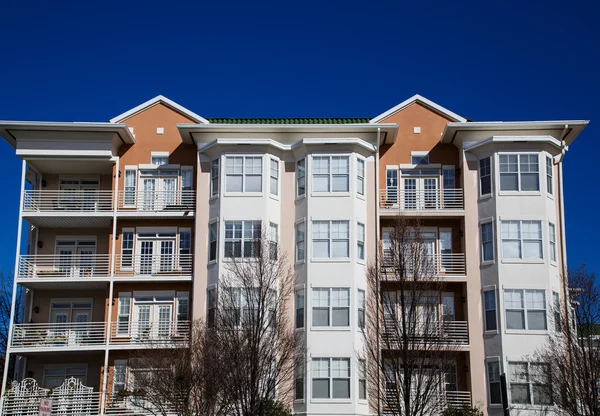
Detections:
101,156,119,415
0,160,27,413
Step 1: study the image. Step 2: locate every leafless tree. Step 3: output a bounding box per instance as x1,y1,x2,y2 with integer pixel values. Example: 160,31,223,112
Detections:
120,320,227,416
533,264,600,416
1,270,21,385
362,217,461,416
213,222,300,416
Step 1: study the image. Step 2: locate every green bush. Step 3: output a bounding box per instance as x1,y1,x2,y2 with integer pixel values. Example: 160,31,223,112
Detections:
442,406,484,416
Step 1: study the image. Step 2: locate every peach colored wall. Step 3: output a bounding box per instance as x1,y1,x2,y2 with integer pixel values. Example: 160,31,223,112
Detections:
36,228,110,256
26,289,108,324
38,174,112,191
26,354,104,390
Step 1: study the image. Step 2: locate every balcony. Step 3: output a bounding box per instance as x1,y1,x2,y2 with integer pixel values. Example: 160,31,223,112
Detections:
384,390,472,413
10,322,107,352
114,254,193,281
381,320,469,347
109,320,190,349
379,189,464,215
117,189,195,218
380,252,466,279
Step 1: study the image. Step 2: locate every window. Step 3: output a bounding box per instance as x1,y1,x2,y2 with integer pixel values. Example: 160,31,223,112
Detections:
411,153,429,165
549,223,556,263
211,159,220,197
312,358,350,399
508,362,551,405
296,222,305,262
487,360,502,405
179,229,191,269
546,156,553,195
357,223,365,261
296,289,304,329
124,168,137,206
484,289,497,331
113,360,127,393
479,157,491,196
117,293,131,335
270,158,279,196
151,153,169,166
207,288,216,327
121,229,134,270
296,159,306,196
295,360,304,400
225,156,262,193
209,222,218,262
501,220,542,259
356,159,365,196
358,289,365,329
181,166,193,201
499,154,540,191
312,288,350,327
443,167,455,189
43,365,87,389
312,220,350,259
312,156,349,193
224,221,261,258
269,222,278,260
504,289,547,330
358,359,366,400
553,291,561,333
177,292,189,333
481,222,494,262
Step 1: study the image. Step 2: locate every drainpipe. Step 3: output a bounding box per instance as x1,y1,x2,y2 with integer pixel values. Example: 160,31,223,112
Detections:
375,127,382,416
0,160,27,413
101,156,120,415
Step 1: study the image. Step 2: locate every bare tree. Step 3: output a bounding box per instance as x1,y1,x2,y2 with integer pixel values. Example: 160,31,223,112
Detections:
1,270,21,385
533,264,600,416
213,222,300,416
362,217,462,416
119,320,227,416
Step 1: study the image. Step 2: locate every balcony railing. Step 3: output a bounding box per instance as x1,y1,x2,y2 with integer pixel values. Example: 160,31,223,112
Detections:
117,189,196,211
23,190,114,212
380,189,464,211
380,251,466,277
11,322,107,349
114,254,193,278
381,320,469,346
18,255,111,280
383,390,472,413
109,320,190,346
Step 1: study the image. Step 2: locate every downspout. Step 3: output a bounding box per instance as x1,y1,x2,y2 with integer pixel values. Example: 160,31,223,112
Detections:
0,160,27,412
375,127,382,416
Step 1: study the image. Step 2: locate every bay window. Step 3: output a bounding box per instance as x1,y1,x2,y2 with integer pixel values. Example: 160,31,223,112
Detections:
312,358,351,399
549,223,556,263
483,289,497,331
358,359,366,400
546,156,553,195
312,288,350,327
357,158,365,196
312,220,350,259
225,156,262,193
357,223,365,261
499,154,540,191
358,289,365,329
481,222,494,262
508,362,551,405
504,289,547,330
270,158,279,196
211,159,219,197
224,221,261,258
501,220,542,259
296,159,306,196
479,157,491,196
312,156,349,193
296,221,305,262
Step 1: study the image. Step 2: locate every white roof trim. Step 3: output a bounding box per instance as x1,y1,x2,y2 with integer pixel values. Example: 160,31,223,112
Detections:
110,95,209,124
370,94,466,123
463,135,562,151
197,137,376,153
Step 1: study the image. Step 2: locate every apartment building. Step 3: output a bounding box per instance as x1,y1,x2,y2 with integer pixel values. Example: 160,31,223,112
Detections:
0,94,588,416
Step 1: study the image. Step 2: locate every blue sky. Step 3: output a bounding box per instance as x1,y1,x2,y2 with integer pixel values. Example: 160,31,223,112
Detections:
0,0,598,272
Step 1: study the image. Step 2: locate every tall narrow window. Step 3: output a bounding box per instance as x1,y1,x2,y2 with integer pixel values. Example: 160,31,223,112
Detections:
487,360,502,404
296,222,305,262
295,360,305,400
181,167,193,205
553,291,561,333
177,292,189,335
357,159,365,196
358,359,367,400
117,293,131,335
484,289,497,331
296,289,305,329
546,156,553,195
357,289,365,329
357,223,365,261
549,223,556,263
270,158,279,196
296,159,306,197
207,288,216,327
479,157,491,196
211,159,220,197
124,168,137,206
269,222,278,260
179,229,191,269
113,360,128,393
443,167,455,189
209,222,218,262
121,229,134,270
481,222,494,262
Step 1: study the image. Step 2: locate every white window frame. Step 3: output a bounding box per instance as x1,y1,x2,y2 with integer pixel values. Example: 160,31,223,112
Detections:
312,220,350,259
120,228,135,271
358,358,367,401
178,228,191,270
296,221,305,262
357,289,366,329
481,221,494,263
209,220,218,263
311,357,351,400
311,155,350,194
270,158,279,197
117,292,132,337
295,289,305,329
113,360,128,393
296,159,306,197
508,361,551,406
123,166,137,207
483,287,498,333
225,155,263,193
479,157,492,197
546,155,553,196
151,151,169,166
211,158,220,198
269,222,278,260
356,157,365,196
486,357,502,406
498,153,540,192
548,222,556,264
504,289,547,331
356,222,365,262
501,220,543,260
311,287,350,328
223,220,261,259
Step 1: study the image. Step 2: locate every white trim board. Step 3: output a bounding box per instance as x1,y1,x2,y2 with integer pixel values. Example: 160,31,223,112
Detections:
110,95,209,124
370,94,466,123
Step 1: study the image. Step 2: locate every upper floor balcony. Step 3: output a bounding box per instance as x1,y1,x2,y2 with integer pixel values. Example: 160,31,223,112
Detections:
379,249,466,280
383,390,472,414
379,188,464,216
381,319,469,348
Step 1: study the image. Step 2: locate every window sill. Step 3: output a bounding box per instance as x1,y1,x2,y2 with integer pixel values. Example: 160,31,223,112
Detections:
208,259,217,266
488,404,504,408
295,194,306,202
550,261,557,267
311,258,351,264
295,259,306,265
311,326,351,332
357,194,366,201
547,194,554,201
269,194,280,201
481,260,495,266
223,192,263,197
501,259,544,264
498,191,541,197
209,195,218,201
295,327,305,332
294,399,305,404
358,399,368,405
310,399,352,404
484,330,499,336
311,192,351,198
357,259,366,266
505,329,548,335
478,194,493,202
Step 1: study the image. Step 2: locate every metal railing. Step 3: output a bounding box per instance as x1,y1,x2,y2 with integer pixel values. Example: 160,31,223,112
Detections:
380,189,464,210
11,322,107,349
23,190,114,212
18,255,111,280
381,320,469,345
109,320,190,346
381,251,466,276
444,390,472,408
117,190,196,211
114,254,193,278
383,390,472,413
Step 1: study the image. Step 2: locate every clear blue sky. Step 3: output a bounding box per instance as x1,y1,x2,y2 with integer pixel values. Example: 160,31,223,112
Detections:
0,0,598,272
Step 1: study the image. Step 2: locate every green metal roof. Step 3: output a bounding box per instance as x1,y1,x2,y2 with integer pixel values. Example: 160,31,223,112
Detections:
206,118,371,125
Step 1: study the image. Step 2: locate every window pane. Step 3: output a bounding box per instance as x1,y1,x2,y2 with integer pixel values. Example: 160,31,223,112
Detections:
521,173,539,191
511,385,530,404
312,379,329,399
523,241,542,259
332,379,350,399
502,241,521,258
332,240,349,257
500,173,518,191
312,308,329,326
504,290,523,309
332,175,349,192
313,157,330,174
245,175,262,192
226,175,243,192
490,383,502,405
486,310,497,332
525,290,545,309
313,175,330,192
506,310,525,330
527,311,547,330
331,157,349,174
332,308,349,326
313,241,330,258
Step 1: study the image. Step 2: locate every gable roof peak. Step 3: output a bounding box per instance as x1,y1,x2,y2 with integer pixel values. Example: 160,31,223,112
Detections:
370,94,466,123
110,95,208,124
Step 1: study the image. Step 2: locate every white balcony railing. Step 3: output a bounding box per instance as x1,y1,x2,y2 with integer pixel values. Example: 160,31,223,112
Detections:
114,254,193,278
382,320,469,346
380,189,464,211
109,320,190,346
444,390,472,409
384,390,472,413
18,255,111,280
23,190,114,212
117,189,196,211
11,322,107,349
381,251,466,277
